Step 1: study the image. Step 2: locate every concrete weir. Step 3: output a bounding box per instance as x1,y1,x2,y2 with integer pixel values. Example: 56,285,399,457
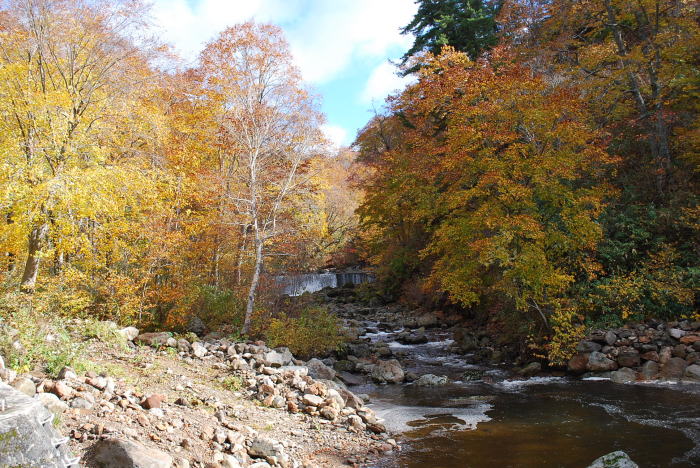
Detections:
0,382,78,468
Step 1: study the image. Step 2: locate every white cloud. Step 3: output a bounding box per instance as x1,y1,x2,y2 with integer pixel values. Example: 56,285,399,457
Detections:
321,124,349,148
151,0,417,82
361,61,415,104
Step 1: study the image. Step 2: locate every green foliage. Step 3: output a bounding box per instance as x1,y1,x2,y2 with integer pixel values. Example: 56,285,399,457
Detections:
0,294,86,376
265,306,345,358
194,285,246,329
220,375,244,392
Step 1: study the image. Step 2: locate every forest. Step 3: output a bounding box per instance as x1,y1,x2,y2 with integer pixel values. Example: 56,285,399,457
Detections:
0,0,698,366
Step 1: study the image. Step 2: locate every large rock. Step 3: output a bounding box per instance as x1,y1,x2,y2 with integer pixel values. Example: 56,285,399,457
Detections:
610,367,636,384
577,341,602,353
264,349,293,368
370,359,404,384
191,341,207,358
659,357,687,381
604,331,617,346
134,332,171,347
117,327,140,342
567,353,589,374
640,361,659,380
683,364,700,382
306,358,336,381
88,439,172,467
518,362,542,377
617,349,640,368
453,328,478,352
587,352,618,372
37,392,69,415
586,451,638,468
12,377,36,397
415,374,448,386
248,436,289,467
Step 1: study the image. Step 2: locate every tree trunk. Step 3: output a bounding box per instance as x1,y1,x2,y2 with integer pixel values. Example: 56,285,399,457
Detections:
242,237,263,335
20,223,48,293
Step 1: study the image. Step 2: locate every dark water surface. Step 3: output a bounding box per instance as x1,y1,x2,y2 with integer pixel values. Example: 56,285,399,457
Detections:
356,326,700,468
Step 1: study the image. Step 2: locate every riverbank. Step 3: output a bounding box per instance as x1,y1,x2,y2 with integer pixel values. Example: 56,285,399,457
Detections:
0,324,397,467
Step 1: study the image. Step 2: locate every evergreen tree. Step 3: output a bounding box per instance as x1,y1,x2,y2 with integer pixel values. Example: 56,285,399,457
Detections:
400,0,500,65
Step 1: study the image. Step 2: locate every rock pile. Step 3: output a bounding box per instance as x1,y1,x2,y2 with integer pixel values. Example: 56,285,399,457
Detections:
567,319,700,383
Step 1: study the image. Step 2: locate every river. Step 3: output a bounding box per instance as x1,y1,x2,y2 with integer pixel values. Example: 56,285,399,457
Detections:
350,322,700,468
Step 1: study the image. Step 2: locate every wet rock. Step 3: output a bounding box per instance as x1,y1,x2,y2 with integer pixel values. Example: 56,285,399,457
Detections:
610,367,636,384
586,451,638,468
518,362,542,377
118,327,140,342
587,352,617,372
604,331,617,346
640,361,659,380
616,349,640,368
88,438,173,468
398,328,428,344
659,357,688,381
337,371,363,386
683,364,700,382
453,329,478,352
567,354,589,374
370,359,404,384
415,374,448,386
577,341,602,353
306,358,336,381
134,332,171,347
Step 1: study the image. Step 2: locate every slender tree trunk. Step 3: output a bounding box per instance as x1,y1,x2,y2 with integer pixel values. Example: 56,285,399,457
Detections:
236,224,249,286
20,223,48,293
242,236,263,335
6,214,15,273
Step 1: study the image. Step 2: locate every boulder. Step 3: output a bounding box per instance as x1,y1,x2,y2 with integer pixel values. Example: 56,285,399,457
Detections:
683,364,700,382
604,331,617,346
37,392,69,415
337,371,363,386
117,327,140,342
517,362,542,377
640,351,659,362
370,359,404,384
586,451,638,468
302,394,324,407
567,354,589,374
669,328,686,339
453,328,478,352
187,316,206,335
264,349,293,368
577,341,602,353
415,374,448,386
306,358,336,381
88,438,173,468
616,349,640,368
587,352,618,372
191,341,207,358
12,377,36,397
134,332,171,347
610,367,636,384
640,361,659,380
248,437,289,467
659,357,688,381
398,329,429,345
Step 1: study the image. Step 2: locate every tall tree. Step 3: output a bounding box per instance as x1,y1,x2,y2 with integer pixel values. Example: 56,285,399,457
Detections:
198,23,323,335
401,0,500,65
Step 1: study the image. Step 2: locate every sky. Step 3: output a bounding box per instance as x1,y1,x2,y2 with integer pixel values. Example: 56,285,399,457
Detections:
151,0,418,147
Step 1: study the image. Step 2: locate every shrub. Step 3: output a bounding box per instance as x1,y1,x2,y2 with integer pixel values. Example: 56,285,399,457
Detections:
265,306,345,358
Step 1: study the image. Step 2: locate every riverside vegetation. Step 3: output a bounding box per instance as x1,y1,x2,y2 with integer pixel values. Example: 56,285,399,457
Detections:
0,0,699,467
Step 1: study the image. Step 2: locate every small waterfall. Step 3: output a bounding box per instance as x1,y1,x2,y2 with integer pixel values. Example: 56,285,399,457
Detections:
277,273,337,296
277,271,374,296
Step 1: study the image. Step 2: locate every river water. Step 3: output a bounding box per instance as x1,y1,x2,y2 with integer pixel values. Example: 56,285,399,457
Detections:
352,324,700,468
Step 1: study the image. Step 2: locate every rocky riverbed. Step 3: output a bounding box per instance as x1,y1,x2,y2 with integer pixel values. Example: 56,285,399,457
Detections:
0,327,397,468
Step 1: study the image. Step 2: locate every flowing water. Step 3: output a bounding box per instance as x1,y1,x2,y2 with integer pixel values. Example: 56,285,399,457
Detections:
276,271,373,296
353,324,700,468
